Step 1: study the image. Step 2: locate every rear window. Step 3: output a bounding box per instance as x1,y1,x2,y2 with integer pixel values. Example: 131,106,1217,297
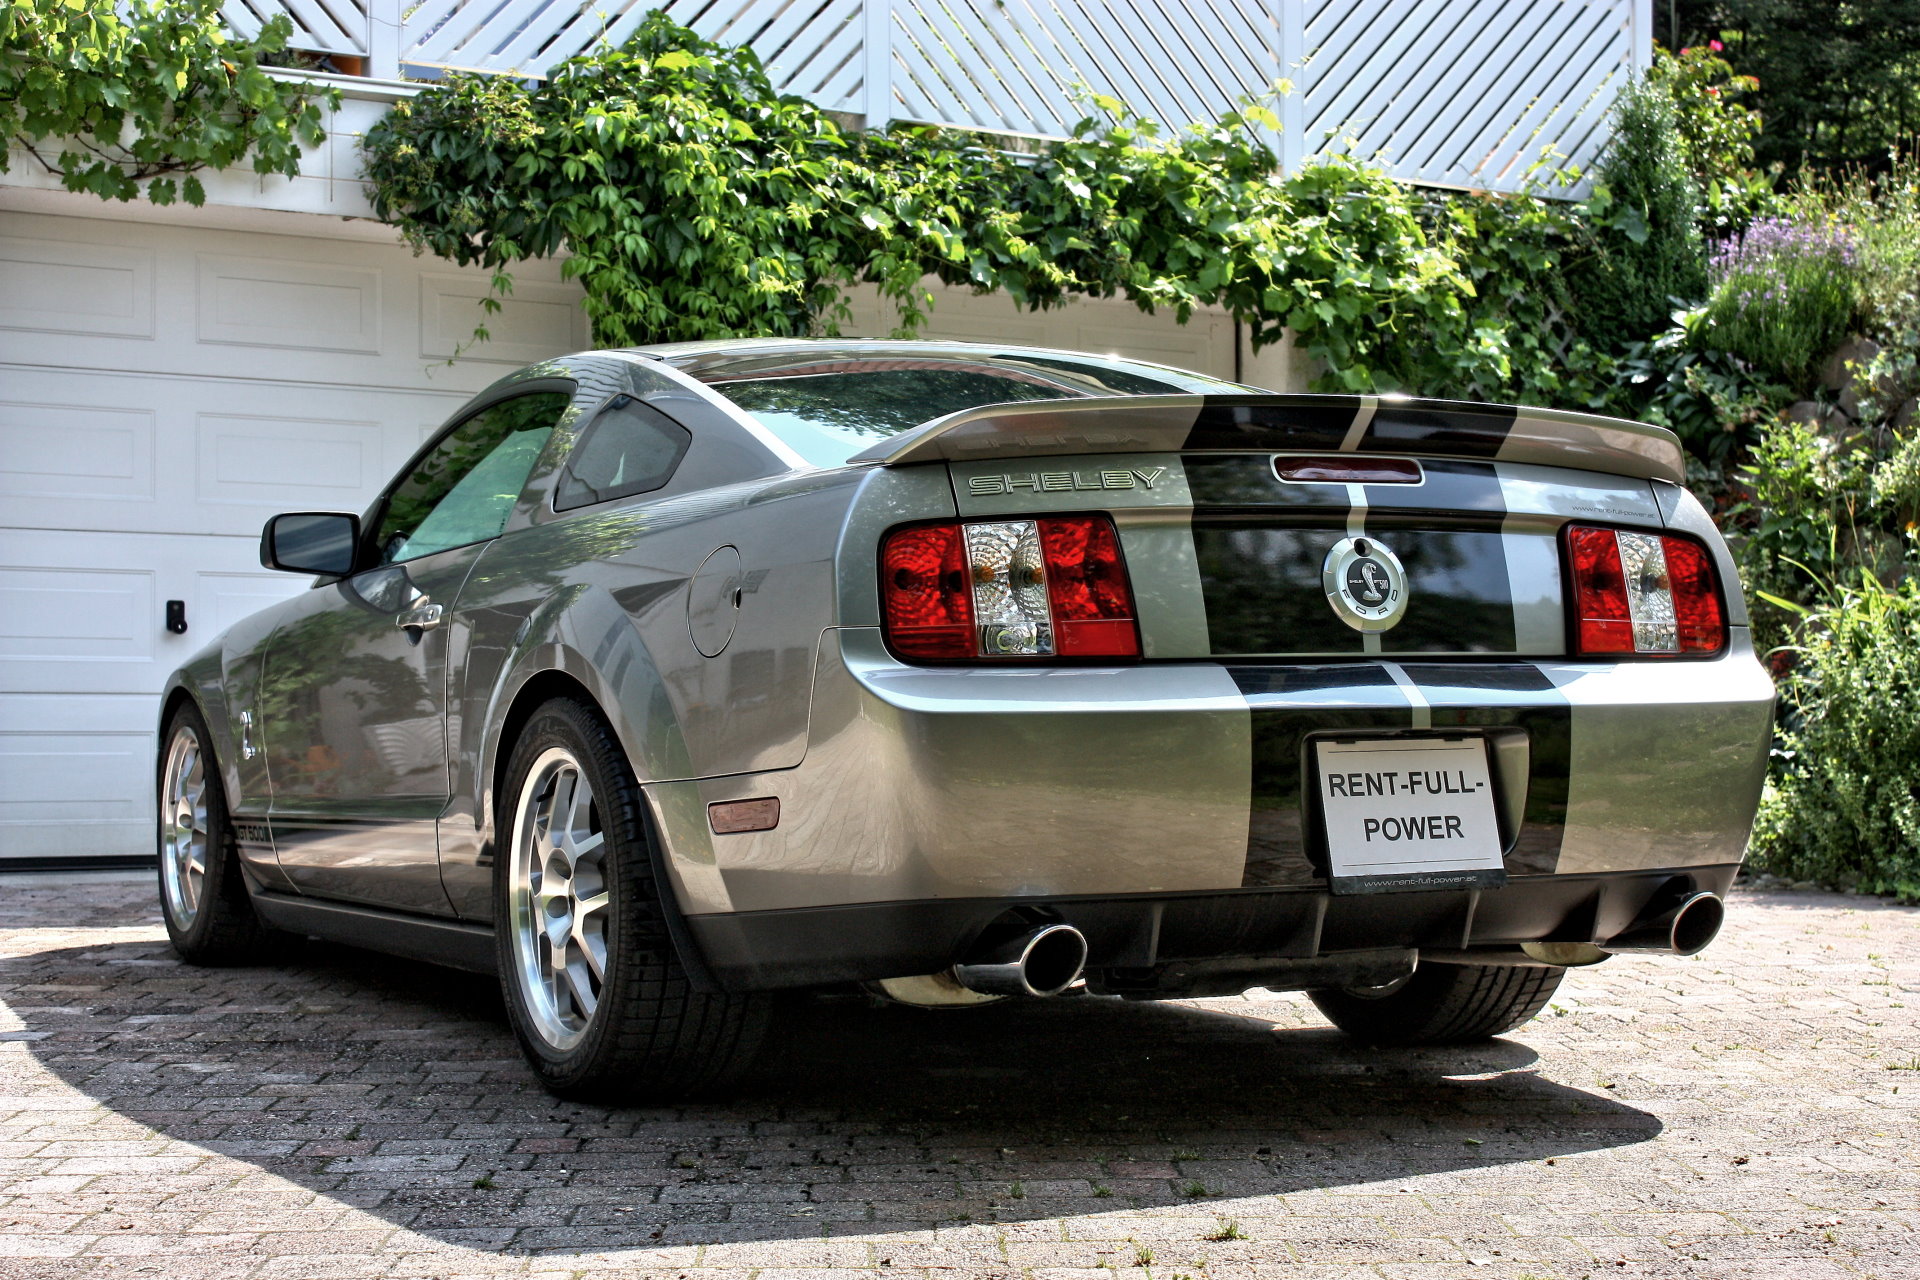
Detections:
698,354,1236,467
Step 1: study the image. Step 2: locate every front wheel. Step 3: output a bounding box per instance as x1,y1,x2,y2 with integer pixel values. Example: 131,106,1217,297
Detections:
495,697,770,1101
1308,961,1564,1046
157,703,273,965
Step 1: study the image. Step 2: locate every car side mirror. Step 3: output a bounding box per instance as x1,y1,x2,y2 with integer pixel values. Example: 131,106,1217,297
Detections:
260,512,360,577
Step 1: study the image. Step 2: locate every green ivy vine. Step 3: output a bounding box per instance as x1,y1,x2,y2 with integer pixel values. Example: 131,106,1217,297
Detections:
1,0,335,205
363,12,1616,401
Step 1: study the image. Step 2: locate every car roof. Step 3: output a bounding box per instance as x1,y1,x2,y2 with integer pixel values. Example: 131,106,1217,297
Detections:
620,337,1255,393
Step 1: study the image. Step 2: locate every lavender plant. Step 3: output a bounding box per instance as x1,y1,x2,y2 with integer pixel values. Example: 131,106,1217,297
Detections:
1700,216,1858,391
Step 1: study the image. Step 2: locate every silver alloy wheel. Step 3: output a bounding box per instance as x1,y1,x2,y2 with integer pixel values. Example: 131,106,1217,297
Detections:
160,725,209,930
507,746,611,1051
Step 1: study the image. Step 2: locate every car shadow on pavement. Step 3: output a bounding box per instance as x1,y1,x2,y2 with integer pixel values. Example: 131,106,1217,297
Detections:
16,935,1661,1254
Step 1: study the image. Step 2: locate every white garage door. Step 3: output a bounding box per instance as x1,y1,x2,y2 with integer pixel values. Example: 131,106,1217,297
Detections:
0,205,1265,864
0,209,590,861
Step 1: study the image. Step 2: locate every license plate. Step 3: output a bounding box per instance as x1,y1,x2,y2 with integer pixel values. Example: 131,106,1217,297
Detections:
1314,737,1506,894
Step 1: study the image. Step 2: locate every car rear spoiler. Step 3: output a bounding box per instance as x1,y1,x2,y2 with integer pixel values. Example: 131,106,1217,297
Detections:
847,393,1688,485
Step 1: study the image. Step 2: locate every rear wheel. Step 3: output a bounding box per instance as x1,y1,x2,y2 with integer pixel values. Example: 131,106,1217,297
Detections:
157,703,273,964
1308,961,1564,1045
496,697,770,1100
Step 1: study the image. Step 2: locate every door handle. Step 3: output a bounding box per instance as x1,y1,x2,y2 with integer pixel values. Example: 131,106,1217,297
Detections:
396,603,444,631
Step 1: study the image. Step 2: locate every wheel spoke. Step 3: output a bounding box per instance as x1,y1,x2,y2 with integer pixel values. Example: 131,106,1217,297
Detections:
575,920,607,982
561,955,597,1022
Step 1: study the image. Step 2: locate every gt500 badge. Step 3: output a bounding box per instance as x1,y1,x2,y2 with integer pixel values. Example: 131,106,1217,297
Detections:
1323,536,1409,632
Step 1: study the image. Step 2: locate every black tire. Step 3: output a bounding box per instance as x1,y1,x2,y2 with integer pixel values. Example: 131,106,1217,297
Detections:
1308,961,1564,1046
156,701,274,965
494,696,770,1101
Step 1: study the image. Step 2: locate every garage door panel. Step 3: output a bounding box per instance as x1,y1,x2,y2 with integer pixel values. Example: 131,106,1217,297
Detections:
0,401,157,503
0,565,155,664
0,234,155,340
200,569,306,637
196,412,386,510
1,211,582,393
0,694,157,859
0,530,298,694
420,272,592,365
0,368,464,536
196,253,383,354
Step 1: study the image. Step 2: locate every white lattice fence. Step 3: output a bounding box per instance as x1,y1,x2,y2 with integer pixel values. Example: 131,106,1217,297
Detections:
1298,0,1649,191
398,0,866,108
222,0,368,57
238,0,1649,197
877,0,1283,141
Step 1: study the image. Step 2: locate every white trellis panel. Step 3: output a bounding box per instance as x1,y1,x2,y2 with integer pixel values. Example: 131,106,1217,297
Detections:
222,0,369,56
879,0,1284,142
398,0,867,109
233,0,1648,197
1298,0,1649,192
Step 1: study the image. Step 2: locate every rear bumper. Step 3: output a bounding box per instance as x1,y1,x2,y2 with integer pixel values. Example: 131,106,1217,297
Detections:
686,863,1742,991
659,629,1774,928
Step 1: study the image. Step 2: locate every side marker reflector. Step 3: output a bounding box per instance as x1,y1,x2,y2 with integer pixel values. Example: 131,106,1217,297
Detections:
709,797,780,834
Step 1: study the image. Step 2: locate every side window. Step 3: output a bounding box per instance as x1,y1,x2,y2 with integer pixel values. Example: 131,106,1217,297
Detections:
553,395,692,512
375,391,571,565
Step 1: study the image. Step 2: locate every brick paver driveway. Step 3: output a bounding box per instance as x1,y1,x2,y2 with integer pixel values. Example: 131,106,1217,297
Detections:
0,872,1912,1280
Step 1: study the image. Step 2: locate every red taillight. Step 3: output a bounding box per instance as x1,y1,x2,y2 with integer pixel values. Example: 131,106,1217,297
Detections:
880,515,1140,662
1662,537,1726,652
1564,525,1727,657
1038,516,1138,657
1568,526,1634,654
879,522,974,659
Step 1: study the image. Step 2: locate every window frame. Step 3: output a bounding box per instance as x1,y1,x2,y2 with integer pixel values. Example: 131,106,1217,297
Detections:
550,393,694,514
361,381,577,572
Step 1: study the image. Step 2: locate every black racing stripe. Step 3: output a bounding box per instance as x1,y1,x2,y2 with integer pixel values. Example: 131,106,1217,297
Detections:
1195,524,1360,654
1244,706,1406,889
1185,454,1342,510
1504,707,1570,875
1359,399,1517,458
1239,700,1571,888
1394,664,1558,694
1228,664,1398,697
1193,522,1518,655
1182,455,1506,518
1182,396,1361,451
1361,459,1505,517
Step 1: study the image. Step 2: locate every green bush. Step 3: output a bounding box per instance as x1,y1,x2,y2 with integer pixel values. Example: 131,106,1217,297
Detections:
1698,216,1857,392
1614,315,1787,463
1,0,334,205
1567,73,1708,350
364,11,1614,401
1749,572,1920,903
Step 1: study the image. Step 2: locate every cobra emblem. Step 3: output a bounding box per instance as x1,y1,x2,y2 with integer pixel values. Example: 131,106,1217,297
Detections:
1322,536,1410,633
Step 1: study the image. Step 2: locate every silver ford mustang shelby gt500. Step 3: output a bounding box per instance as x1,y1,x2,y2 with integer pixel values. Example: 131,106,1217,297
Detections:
158,339,1775,1099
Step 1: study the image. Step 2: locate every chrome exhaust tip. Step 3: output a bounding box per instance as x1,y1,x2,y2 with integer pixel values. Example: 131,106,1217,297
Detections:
951,923,1089,997
1603,891,1726,956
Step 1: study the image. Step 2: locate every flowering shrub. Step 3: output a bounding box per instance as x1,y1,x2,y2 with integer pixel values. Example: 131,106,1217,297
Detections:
1749,571,1920,903
1700,216,1857,390
1656,42,1770,231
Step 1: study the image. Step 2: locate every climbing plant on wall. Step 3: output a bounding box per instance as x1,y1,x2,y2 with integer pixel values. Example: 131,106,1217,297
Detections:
363,11,1615,403
1,0,336,205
